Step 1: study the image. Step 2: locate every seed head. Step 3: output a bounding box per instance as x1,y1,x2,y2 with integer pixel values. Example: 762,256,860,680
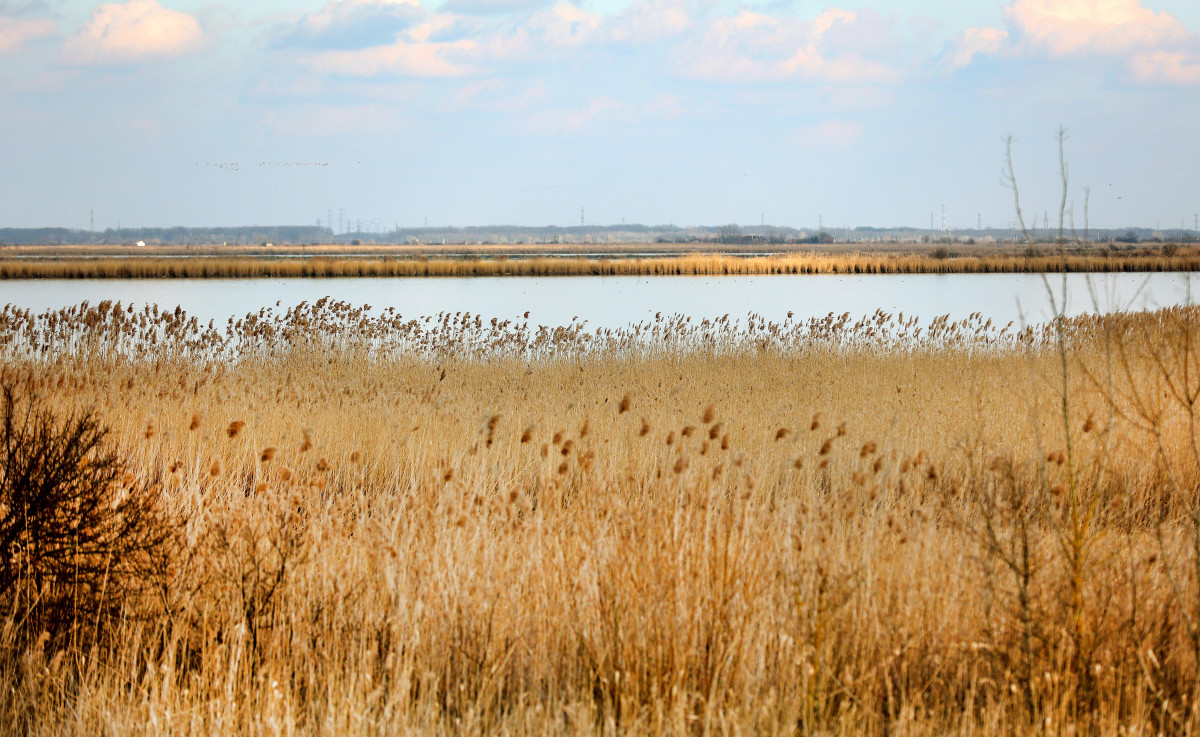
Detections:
227,420,245,438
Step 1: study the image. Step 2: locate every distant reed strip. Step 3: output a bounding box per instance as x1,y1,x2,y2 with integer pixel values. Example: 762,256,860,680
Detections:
3,249,1200,278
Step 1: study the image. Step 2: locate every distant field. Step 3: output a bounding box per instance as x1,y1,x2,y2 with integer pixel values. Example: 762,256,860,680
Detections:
4,300,1200,734
1,242,1198,278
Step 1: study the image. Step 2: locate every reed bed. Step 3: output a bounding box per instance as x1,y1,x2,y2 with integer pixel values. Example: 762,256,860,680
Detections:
4,297,1200,735
2,245,1200,279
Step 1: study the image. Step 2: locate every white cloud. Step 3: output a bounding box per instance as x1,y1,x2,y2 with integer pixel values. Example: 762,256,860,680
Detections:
0,15,55,55
942,27,1008,71
306,14,480,76
1129,50,1200,85
486,2,600,58
64,0,205,65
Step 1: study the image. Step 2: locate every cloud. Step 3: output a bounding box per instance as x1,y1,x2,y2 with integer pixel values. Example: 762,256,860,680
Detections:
943,0,1200,85
278,0,422,50
1129,50,1200,85
305,12,482,76
603,0,690,44
64,0,205,65
1005,0,1187,56
493,2,600,54
0,15,54,55
941,27,1008,71
440,0,552,16
445,78,547,111
676,8,899,84
526,94,623,134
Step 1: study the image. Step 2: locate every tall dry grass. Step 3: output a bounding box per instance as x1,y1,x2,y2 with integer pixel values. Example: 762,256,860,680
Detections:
3,298,1200,735
2,245,1199,279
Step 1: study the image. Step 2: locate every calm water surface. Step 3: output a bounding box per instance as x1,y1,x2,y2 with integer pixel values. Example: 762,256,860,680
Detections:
2,273,1196,330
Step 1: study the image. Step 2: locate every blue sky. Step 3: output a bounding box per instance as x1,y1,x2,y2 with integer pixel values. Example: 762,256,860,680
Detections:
1,0,1197,230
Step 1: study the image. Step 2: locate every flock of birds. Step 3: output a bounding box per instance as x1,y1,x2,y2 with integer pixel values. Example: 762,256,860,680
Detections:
195,161,331,173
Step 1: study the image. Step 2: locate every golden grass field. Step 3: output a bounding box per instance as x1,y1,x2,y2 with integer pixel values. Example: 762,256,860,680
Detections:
4,293,1200,735
1,243,1199,279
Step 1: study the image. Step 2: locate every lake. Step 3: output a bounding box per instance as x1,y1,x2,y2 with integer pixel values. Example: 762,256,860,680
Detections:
2,272,1196,330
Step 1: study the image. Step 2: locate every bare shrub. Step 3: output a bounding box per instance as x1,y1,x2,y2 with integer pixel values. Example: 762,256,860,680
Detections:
0,371,175,648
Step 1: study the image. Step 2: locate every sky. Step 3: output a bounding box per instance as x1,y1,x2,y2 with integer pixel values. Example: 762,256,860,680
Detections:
0,0,1197,231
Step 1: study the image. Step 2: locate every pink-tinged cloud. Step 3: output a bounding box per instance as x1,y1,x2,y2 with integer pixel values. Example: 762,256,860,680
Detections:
677,8,898,84
941,0,1200,85
0,16,56,56
307,16,480,77
604,0,690,44
941,27,1009,70
64,0,206,65
1005,0,1188,56
1129,50,1200,85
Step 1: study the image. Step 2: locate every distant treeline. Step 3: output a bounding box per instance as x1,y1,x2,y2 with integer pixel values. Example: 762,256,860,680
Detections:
0,224,1196,246
0,226,330,246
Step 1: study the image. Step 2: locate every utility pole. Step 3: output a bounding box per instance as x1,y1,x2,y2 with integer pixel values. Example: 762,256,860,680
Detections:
977,213,982,231
339,208,344,235
581,206,584,228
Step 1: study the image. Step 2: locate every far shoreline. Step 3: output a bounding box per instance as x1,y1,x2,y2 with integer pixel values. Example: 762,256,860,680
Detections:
1,242,1198,279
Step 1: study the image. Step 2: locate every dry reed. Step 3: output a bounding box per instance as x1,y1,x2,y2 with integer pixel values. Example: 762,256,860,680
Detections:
2,244,1200,280
2,298,1200,734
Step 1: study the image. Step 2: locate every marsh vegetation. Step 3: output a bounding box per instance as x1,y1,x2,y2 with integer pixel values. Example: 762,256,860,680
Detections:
2,243,1200,280
4,296,1200,734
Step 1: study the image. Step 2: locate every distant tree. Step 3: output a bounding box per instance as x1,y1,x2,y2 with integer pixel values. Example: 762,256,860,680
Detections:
716,224,743,244
1116,231,1139,244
